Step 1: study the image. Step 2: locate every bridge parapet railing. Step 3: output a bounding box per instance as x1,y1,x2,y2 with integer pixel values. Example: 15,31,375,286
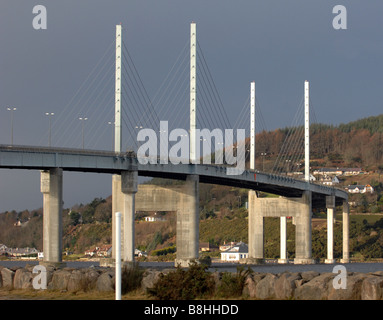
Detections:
0,144,136,157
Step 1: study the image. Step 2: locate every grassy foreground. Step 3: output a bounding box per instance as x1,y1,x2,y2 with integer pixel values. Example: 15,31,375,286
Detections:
0,287,150,300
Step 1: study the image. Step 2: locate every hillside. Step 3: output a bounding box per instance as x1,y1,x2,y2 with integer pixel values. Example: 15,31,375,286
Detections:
255,114,383,172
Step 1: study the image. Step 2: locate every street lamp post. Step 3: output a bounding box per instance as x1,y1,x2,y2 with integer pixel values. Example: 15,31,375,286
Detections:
6,107,16,145
79,117,88,149
261,152,267,172
45,112,54,147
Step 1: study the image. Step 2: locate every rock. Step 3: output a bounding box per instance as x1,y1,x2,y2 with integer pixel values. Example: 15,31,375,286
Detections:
361,275,383,300
67,270,84,292
274,272,301,299
49,269,71,291
96,271,114,292
242,275,256,298
141,269,162,292
1,268,15,288
255,273,277,299
13,268,33,289
24,264,35,272
300,271,320,283
328,272,367,300
83,269,100,291
295,273,335,300
242,273,265,298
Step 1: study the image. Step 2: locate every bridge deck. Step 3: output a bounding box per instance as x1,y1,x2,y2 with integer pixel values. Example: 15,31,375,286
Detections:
0,145,348,208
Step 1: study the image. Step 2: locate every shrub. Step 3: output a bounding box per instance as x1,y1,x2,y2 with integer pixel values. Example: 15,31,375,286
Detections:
119,262,145,294
216,266,252,298
148,262,215,300
151,246,176,256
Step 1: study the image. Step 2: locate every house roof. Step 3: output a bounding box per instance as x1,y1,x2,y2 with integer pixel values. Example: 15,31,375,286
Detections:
347,185,365,189
223,242,248,253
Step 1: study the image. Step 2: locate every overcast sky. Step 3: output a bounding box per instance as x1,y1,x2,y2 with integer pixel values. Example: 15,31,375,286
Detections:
0,1,382,212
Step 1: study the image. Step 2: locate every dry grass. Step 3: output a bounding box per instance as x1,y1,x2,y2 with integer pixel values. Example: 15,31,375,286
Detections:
0,287,152,300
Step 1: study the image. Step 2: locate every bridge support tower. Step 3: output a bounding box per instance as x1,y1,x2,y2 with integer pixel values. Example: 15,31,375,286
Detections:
112,171,138,264
341,200,350,263
293,191,315,264
325,196,336,264
247,190,315,264
40,168,65,267
175,175,200,267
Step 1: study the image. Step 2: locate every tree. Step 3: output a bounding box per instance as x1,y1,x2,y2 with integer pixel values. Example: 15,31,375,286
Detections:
69,211,81,226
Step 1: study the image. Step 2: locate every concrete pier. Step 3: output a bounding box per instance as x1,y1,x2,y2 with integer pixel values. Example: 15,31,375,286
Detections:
121,171,138,262
325,196,336,264
175,175,199,267
294,191,315,264
278,216,288,264
248,190,314,264
112,171,138,263
341,200,350,263
40,168,64,267
248,190,264,264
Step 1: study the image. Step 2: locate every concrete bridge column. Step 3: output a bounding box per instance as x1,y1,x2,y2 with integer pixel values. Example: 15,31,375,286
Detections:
278,216,288,264
112,171,138,263
341,200,350,263
294,191,315,264
175,175,199,267
40,168,64,267
248,190,264,264
121,171,138,262
325,196,336,264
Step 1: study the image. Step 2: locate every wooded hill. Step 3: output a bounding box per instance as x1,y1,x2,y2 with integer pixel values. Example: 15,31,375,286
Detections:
255,114,383,172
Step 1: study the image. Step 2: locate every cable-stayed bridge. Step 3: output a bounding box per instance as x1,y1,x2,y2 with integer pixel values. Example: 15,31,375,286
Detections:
2,23,349,267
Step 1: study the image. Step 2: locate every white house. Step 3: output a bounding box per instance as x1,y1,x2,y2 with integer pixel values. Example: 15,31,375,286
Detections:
135,249,148,257
144,212,165,222
0,244,7,256
322,176,340,186
220,242,249,261
346,184,374,194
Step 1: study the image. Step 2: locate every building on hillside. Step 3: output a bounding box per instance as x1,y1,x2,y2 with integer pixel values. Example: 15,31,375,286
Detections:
313,167,362,176
313,168,343,176
7,247,38,257
219,242,237,252
85,247,99,257
144,212,166,222
343,168,363,176
0,244,7,256
135,249,148,257
345,184,374,194
220,242,249,261
97,245,112,257
199,242,219,252
13,220,22,227
321,176,340,186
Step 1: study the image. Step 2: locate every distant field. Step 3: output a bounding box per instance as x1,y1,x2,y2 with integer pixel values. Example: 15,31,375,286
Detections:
349,214,383,225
